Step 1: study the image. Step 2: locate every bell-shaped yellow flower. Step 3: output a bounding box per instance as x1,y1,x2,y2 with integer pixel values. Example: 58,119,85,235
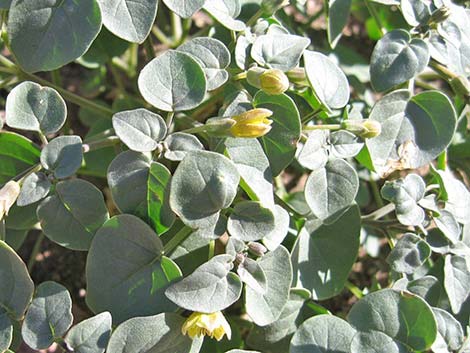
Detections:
181,311,232,341
230,108,273,138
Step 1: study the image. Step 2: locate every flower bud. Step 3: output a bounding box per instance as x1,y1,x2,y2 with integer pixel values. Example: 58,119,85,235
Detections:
248,242,267,257
342,119,382,139
428,6,451,26
0,181,20,221
230,108,273,138
261,0,290,14
205,117,237,137
450,76,470,99
286,67,308,85
247,67,290,95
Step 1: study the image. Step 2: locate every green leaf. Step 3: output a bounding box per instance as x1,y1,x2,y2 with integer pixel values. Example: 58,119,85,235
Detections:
98,0,158,43
178,37,231,91
386,233,431,274
348,289,437,350
329,131,364,159
444,254,470,314
21,281,73,350
251,34,310,71
37,179,109,251
17,172,51,207
40,136,83,179
162,0,205,18
327,0,352,48
0,241,34,320
227,201,275,242
5,203,39,231
106,313,202,353
245,246,292,326
0,132,40,185
400,0,432,27
381,174,426,226
254,92,301,176
5,81,66,134
370,29,429,92
303,50,350,111
107,151,150,218
0,311,12,353
138,50,207,112
164,132,204,161
290,315,356,353
350,331,412,353
237,257,267,294
165,254,242,313
203,0,245,31
169,151,240,229
225,137,274,207
304,159,359,223
432,307,464,351
4,228,28,251
8,0,102,73
436,170,470,224
262,205,290,251
366,90,457,175
296,130,329,171
86,214,182,324
112,108,167,152
292,205,361,300
434,210,461,244
148,162,175,235
64,312,112,353
247,289,310,352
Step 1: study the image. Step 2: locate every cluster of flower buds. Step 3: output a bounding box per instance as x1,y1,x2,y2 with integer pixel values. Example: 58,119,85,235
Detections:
247,67,290,95
0,180,20,221
341,119,382,139
205,108,274,138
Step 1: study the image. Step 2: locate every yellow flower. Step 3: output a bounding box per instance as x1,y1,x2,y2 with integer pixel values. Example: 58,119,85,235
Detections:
230,108,273,138
259,69,290,95
0,181,20,221
181,312,232,341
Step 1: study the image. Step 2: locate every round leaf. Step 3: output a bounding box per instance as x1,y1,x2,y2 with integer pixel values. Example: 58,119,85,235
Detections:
138,50,207,112
0,311,12,353
165,254,242,313
86,215,181,324
162,0,204,18
40,135,83,179
64,312,112,353
164,132,204,161
6,81,67,135
37,179,109,251
350,331,413,353
169,151,240,229
21,281,73,350
98,0,158,43
290,315,356,353
304,159,359,223
348,289,437,350
386,233,431,274
228,201,275,242
17,172,51,207
106,313,201,353
304,50,350,110
148,162,175,235
0,241,34,320
8,0,102,73
203,0,245,31
370,29,430,92
245,246,292,326
112,108,167,152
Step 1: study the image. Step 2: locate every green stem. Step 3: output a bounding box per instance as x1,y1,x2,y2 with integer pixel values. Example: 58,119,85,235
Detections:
364,0,384,36
166,111,175,129
303,124,341,131
180,124,207,134
109,63,125,92
345,281,364,299
144,35,155,60
369,177,384,209
152,26,173,46
171,11,183,46
429,60,458,81
0,54,114,116
301,108,323,124
437,150,447,170
361,203,395,221
232,71,247,81
0,220,5,242
50,69,62,87
163,226,193,255
38,131,48,146
246,8,264,27
208,240,215,259
27,232,45,272
83,136,120,152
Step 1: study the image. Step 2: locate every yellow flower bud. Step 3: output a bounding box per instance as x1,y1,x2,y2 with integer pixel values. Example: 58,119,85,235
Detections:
181,312,231,341
259,69,290,95
0,181,21,221
342,119,382,139
230,108,273,138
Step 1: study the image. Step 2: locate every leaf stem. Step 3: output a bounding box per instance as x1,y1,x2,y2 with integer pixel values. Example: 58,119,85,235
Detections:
143,35,156,60
163,226,193,255
303,124,341,131
166,111,175,129
171,11,183,46
152,26,173,46
82,136,121,152
345,281,364,299
361,203,395,221
246,8,264,27
27,232,45,272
